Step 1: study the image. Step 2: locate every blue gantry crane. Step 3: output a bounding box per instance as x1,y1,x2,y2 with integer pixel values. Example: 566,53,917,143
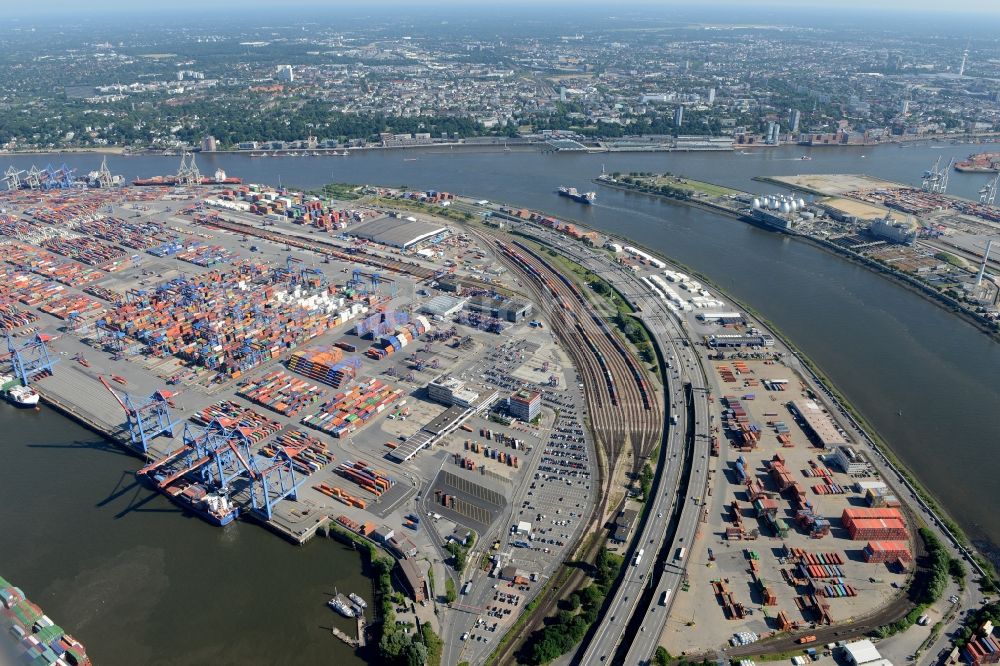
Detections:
99,376,181,454
6,333,58,385
137,417,303,523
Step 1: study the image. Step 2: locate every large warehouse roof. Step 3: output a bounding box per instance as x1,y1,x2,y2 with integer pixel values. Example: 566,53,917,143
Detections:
348,215,448,249
790,399,848,448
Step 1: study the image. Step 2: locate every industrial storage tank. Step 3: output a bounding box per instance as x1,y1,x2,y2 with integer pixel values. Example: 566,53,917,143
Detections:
752,198,761,209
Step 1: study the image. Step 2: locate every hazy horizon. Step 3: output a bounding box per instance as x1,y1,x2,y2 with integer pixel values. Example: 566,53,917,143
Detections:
9,0,1000,16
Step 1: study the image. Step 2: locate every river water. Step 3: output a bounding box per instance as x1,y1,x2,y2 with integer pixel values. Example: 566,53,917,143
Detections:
2,140,999,660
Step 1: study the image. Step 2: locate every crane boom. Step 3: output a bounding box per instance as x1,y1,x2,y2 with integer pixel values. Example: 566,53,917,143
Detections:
99,375,131,414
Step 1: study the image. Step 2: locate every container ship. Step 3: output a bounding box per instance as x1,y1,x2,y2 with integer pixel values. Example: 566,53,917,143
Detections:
6,384,40,407
954,152,1000,173
0,374,39,407
137,468,240,527
1,574,92,666
557,186,596,204
133,168,242,187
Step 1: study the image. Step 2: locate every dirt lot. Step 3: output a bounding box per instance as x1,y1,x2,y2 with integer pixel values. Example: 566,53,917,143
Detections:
769,174,902,196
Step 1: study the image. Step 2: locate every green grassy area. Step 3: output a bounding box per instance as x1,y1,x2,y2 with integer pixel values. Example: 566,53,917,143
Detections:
307,182,364,200
654,176,742,198
611,171,743,200
934,251,969,269
371,195,478,223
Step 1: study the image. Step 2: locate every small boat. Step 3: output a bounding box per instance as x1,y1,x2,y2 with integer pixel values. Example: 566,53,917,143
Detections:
111,374,128,385
76,356,90,367
7,385,40,407
348,592,368,609
799,155,812,160
403,158,418,162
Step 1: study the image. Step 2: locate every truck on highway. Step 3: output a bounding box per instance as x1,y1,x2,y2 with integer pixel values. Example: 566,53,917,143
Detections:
634,548,644,566
670,414,679,425
660,588,672,606
461,582,471,595
675,547,686,561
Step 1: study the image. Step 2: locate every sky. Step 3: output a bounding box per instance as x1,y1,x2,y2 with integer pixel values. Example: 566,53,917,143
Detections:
10,0,1000,14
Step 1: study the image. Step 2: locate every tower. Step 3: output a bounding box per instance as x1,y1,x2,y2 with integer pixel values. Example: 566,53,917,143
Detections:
975,240,993,287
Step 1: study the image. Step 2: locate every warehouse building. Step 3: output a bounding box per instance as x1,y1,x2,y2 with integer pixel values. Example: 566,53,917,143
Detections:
697,311,745,325
464,296,533,322
395,558,427,602
509,389,541,422
840,638,891,666
789,399,848,449
705,333,775,348
419,295,467,318
348,215,449,249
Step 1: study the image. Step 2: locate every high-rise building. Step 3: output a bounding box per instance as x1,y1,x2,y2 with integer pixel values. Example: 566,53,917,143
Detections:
508,389,541,422
673,106,684,128
276,65,294,83
789,109,801,134
200,135,217,152
900,100,910,115
707,88,716,105
559,86,567,102
766,121,780,145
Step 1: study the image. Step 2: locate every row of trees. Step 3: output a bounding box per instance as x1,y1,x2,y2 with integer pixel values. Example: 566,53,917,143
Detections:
522,548,624,664
877,527,961,637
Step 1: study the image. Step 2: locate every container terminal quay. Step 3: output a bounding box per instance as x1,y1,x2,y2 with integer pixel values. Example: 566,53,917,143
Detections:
0,161,992,665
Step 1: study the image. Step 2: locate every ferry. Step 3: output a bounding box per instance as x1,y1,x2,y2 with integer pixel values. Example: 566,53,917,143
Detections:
328,596,356,618
557,186,596,204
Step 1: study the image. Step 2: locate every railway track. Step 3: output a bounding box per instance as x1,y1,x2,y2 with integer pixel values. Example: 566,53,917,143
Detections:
471,229,661,664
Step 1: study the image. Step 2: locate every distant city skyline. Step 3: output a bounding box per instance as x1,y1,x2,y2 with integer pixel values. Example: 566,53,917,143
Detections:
10,0,1000,16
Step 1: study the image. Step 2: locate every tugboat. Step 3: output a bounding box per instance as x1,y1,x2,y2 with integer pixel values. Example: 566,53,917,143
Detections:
557,186,597,204
7,384,40,407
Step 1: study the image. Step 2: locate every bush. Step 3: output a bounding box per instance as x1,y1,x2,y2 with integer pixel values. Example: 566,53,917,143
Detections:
591,279,612,297
445,578,457,603
654,646,671,666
